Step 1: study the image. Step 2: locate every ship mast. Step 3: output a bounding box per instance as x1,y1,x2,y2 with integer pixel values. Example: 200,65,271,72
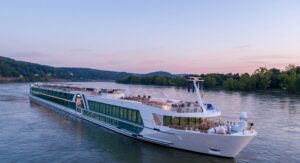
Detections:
188,76,206,113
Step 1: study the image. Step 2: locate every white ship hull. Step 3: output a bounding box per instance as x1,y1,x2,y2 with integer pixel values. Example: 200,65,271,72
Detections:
29,95,256,157
143,128,256,157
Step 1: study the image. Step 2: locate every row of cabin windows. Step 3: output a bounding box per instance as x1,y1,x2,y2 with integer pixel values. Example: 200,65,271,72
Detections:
31,87,74,100
88,100,143,125
163,116,203,126
83,110,143,134
31,91,76,110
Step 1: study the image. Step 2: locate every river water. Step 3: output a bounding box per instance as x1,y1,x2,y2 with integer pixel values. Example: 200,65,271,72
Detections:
0,82,299,163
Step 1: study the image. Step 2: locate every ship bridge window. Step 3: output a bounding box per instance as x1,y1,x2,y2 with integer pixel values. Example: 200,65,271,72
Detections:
163,116,172,126
163,116,203,128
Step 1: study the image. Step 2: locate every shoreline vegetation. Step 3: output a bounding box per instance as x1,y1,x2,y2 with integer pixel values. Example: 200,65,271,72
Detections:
1,56,300,94
116,65,300,94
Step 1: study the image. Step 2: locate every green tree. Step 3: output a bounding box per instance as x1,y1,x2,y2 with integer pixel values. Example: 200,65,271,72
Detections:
278,73,289,89
238,73,257,91
296,75,300,93
128,76,141,84
269,68,281,89
140,76,154,85
204,76,217,88
286,64,296,72
296,66,300,74
285,65,297,93
253,67,271,90
153,76,169,85
173,77,188,87
222,78,239,90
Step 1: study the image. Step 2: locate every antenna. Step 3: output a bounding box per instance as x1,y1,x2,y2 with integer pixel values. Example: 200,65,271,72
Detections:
187,76,206,113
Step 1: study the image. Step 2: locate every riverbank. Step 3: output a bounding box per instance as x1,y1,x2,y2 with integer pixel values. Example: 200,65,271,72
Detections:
116,66,300,94
115,81,300,95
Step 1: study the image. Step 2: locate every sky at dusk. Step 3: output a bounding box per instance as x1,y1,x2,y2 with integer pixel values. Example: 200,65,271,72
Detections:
0,0,300,74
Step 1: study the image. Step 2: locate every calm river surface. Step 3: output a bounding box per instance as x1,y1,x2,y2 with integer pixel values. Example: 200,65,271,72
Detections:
0,82,299,163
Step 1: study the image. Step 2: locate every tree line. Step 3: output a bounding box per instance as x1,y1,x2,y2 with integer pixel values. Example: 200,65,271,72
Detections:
117,65,300,94
1,56,300,93
116,76,188,87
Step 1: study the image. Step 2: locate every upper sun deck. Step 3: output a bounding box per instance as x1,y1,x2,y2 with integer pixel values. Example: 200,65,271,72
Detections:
32,83,124,96
120,95,221,114
32,83,221,116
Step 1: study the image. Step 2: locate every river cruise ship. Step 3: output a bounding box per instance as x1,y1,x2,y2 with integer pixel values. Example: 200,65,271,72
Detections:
29,77,257,157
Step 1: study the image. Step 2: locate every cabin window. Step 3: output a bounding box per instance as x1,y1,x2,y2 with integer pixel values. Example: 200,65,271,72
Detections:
171,117,179,126
106,105,111,115
103,104,106,114
100,104,103,113
120,108,124,118
96,103,100,112
99,103,102,113
132,111,137,123
111,107,115,117
98,103,101,113
137,113,142,125
89,101,93,111
116,106,120,118
108,105,111,116
115,106,120,118
110,105,114,116
102,104,106,113
123,109,128,120
114,106,117,117
113,106,118,117
196,118,203,124
105,104,109,115
127,109,132,121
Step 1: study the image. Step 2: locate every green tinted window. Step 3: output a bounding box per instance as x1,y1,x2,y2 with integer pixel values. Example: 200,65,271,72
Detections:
85,100,143,126
95,103,100,112
120,108,123,118
163,116,172,126
31,87,76,110
112,106,116,117
132,111,137,122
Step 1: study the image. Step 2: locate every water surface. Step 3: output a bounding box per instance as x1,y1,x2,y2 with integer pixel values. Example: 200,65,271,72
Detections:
0,82,299,163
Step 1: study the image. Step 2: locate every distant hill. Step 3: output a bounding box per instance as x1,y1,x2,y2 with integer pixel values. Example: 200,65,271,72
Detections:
0,56,175,82
143,71,174,77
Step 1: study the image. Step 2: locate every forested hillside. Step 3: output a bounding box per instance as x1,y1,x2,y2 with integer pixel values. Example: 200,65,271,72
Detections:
0,56,132,82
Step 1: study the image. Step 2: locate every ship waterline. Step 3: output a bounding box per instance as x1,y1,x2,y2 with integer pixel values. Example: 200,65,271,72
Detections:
29,79,256,157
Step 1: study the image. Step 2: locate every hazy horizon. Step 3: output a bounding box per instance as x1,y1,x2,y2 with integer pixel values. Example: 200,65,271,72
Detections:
1,0,300,74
